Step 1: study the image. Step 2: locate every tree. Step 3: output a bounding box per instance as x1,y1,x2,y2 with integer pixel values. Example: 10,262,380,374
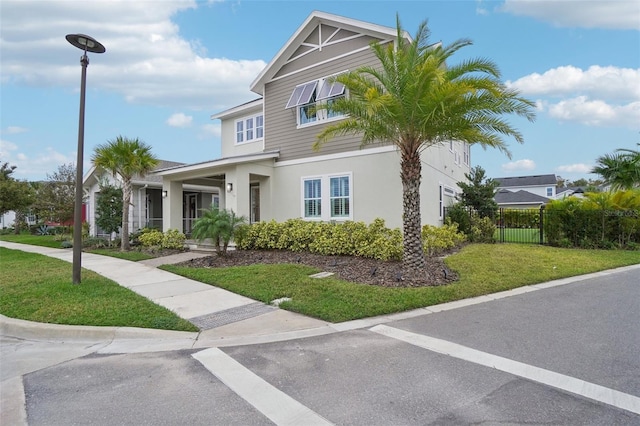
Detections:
92,136,159,251
456,166,499,217
592,144,640,191
314,16,536,271
191,206,247,255
0,162,35,231
32,163,76,227
95,181,123,242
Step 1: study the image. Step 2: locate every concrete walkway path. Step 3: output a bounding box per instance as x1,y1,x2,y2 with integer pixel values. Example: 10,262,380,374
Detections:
0,241,330,344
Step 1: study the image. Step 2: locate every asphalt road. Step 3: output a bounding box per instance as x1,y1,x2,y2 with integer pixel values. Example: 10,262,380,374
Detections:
13,267,640,425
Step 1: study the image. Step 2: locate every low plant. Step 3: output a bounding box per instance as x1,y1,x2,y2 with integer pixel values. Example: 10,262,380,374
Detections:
138,229,164,247
161,228,186,250
422,222,466,256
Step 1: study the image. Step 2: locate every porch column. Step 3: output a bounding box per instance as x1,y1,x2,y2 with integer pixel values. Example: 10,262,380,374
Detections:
162,179,183,232
224,167,250,219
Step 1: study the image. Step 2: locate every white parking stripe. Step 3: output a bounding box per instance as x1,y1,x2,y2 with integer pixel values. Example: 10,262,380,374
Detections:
371,325,640,416
192,348,334,426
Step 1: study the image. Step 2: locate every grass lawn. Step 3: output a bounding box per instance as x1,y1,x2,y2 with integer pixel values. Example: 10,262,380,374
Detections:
163,244,640,323
0,234,64,248
494,228,540,243
0,247,198,331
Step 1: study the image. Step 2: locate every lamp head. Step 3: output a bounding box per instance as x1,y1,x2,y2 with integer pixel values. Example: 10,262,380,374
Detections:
66,34,106,54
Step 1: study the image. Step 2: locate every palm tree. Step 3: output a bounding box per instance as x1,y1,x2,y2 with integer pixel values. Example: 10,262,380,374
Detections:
92,136,159,251
315,16,536,272
591,144,640,190
191,206,247,255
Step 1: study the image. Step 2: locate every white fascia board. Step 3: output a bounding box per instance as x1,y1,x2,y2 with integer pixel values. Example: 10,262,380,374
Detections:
210,98,263,121
250,11,408,93
275,145,396,167
154,151,280,177
82,165,97,185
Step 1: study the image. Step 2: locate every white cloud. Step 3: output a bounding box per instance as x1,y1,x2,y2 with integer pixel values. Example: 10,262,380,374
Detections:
0,139,74,180
200,123,220,138
507,66,640,101
167,112,193,128
508,66,640,129
4,126,28,134
547,97,640,127
556,163,593,174
0,1,266,111
501,159,536,172
500,0,640,30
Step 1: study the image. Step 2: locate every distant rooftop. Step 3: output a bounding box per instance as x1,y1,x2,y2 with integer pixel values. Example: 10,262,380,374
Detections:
495,189,550,205
494,174,557,187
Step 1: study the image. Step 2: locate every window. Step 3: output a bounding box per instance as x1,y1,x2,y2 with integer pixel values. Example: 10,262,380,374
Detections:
546,187,553,197
438,185,444,220
330,176,350,218
286,74,347,127
235,114,264,144
304,179,322,218
463,143,470,165
302,173,352,220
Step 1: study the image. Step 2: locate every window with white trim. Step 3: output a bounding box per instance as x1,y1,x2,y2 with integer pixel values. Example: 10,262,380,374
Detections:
463,143,470,165
302,173,352,220
438,184,444,219
304,179,322,218
235,113,264,144
546,187,553,197
286,74,346,127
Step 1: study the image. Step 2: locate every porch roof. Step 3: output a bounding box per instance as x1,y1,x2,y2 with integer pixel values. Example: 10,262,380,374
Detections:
153,150,280,178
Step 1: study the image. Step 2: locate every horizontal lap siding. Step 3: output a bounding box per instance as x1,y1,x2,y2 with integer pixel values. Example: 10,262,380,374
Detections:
264,48,383,162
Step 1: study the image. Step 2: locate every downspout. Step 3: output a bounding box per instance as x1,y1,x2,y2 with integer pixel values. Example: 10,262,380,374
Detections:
138,184,148,230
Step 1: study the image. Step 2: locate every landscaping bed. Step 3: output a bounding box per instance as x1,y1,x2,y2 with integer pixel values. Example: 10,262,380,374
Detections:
176,249,458,287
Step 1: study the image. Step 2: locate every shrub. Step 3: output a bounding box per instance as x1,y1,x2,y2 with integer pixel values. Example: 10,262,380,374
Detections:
161,229,186,250
469,216,496,243
60,240,73,249
422,222,466,256
138,229,164,247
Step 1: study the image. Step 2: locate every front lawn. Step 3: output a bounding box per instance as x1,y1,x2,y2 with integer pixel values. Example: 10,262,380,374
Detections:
163,244,640,322
0,234,64,248
0,247,198,331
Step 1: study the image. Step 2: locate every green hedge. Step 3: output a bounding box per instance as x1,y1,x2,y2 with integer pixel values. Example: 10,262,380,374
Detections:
235,218,466,260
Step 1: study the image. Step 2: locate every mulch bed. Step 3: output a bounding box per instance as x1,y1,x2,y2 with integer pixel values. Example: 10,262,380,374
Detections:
175,249,458,288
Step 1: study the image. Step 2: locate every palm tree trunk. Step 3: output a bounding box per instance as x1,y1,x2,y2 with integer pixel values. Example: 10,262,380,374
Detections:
121,178,132,251
400,146,426,271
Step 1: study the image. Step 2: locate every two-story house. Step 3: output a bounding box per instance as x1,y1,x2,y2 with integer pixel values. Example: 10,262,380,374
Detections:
156,11,470,234
493,174,557,209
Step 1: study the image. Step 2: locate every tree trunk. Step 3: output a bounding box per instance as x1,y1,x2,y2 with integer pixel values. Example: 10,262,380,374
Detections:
121,179,132,251
400,146,426,272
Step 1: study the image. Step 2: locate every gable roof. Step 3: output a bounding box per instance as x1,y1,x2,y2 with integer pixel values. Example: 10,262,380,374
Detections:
495,189,549,205
494,174,557,188
249,11,408,95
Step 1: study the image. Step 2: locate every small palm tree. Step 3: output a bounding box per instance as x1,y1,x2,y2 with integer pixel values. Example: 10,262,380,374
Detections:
191,206,247,255
315,16,536,272
592,144,640,191
92,136,159,251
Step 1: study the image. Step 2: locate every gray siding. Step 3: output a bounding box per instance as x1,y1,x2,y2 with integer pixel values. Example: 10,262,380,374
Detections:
264,47,387,162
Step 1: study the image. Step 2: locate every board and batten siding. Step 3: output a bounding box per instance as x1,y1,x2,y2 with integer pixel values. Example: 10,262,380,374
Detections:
264,46,388,162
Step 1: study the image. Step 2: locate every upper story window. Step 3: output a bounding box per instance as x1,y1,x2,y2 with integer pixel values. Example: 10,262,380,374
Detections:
235,113,264,144
286,74,346,127
546,187,554,197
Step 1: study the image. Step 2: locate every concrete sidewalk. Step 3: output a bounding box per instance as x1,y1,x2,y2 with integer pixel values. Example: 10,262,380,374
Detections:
0,241,330,345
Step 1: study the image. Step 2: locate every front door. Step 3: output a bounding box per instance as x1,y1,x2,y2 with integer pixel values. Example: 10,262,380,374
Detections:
184,193,197,235
250,184,260,223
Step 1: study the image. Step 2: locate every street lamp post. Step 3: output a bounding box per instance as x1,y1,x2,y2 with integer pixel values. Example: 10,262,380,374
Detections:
66,34,105,284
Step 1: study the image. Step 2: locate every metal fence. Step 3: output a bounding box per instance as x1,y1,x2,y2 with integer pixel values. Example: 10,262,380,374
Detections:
444,206,640,247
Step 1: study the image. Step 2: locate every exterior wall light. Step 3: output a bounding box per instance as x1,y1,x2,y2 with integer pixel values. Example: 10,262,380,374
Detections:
227,183,233,193
162,190,168,198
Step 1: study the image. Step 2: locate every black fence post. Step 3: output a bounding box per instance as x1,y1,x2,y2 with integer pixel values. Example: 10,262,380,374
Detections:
539,205,545,245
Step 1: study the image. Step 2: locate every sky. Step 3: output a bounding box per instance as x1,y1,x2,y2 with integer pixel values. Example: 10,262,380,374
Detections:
1,0,639,184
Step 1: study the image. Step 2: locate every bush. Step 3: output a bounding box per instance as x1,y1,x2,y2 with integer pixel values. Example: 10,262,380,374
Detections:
161,229,186,250
138,229,164,247
422,222,466,256
469,216,496,243
60,240,73,249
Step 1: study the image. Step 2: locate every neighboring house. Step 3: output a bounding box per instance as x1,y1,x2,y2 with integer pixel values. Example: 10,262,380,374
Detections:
493,174,558,209
155,11,469,233
83,160,219,237
0,210,37,229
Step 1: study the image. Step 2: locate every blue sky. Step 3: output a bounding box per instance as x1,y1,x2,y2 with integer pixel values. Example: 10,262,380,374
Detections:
1,0,639,183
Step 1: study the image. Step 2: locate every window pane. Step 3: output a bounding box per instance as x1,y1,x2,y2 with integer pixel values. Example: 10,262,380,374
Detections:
236,121,243,143
329,176,350,218
256,115,264,138
246,118,253,140
286,81,318,108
